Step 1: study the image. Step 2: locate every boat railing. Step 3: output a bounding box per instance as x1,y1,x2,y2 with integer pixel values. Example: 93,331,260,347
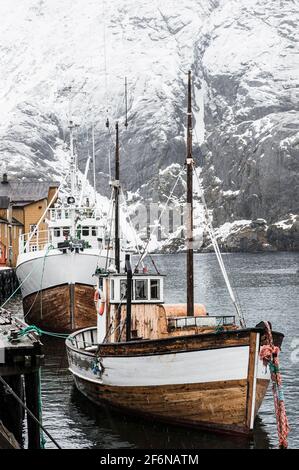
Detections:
48,207,96,221
19,230,53,254
168,315,236,330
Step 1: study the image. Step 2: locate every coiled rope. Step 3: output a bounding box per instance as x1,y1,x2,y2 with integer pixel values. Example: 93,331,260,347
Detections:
259,321,290,449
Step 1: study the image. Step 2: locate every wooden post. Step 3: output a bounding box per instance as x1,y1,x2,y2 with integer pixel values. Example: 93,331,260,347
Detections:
186,70,194,317
24,371,41,449
0,375,23,446
125,254,132,342
114,122,120,273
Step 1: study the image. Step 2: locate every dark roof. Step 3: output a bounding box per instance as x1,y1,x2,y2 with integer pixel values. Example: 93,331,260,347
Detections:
0,196,10,209
0,180,59,204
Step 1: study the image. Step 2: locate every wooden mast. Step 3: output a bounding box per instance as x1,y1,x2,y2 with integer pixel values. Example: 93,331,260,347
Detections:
186,70,194,317
114,122,120,273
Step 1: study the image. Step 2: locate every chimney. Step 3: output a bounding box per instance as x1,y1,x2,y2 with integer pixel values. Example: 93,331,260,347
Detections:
1,173,8,184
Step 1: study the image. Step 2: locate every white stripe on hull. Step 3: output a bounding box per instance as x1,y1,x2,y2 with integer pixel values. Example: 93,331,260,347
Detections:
16,250,106,298
68,345,255,387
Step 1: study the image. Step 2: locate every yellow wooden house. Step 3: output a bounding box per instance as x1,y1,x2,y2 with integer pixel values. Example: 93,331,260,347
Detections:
0,174,59,267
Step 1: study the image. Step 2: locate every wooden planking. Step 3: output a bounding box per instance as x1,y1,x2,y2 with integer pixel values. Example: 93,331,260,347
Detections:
23,283,96,333
74,284,96,330
254,379,269,416
74,377,249,434
97,329,252,357
246,332,258,428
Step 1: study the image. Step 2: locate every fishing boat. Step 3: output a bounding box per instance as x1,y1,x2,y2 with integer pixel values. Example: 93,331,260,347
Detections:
66,72,287,440
16,121,123,333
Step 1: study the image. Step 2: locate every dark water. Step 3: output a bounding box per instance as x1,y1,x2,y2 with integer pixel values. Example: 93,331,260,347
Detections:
6,252,299,449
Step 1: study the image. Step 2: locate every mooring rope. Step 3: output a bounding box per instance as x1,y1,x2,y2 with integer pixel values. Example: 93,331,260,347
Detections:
13,325,69,340
259,322,290,449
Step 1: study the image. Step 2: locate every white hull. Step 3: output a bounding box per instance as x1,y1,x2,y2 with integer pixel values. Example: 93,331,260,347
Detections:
67,329,270,387
16,249,107,298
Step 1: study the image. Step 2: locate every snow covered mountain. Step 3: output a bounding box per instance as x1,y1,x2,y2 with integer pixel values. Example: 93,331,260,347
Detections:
0,0,298,250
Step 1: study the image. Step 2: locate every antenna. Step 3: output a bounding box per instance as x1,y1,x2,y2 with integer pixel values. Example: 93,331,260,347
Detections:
92,125,97,204
186,70,194,317
114,122,120,273
124,77,128,128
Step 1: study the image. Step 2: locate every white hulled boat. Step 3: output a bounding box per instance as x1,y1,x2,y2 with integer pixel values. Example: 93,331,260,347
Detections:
16,121,121,333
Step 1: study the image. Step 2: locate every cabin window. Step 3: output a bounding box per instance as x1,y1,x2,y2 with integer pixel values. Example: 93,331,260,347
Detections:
120,280,127,300
135,280,148,300
54,228,61,237
110,279,115,300
150,279,160,300
82,227,90,236
91,227,97,237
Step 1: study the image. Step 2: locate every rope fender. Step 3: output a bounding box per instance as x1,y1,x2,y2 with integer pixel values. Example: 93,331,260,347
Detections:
259,321,290,449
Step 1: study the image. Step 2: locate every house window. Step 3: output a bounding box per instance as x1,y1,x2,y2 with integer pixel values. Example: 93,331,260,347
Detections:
54,228,61,237
63,228,70,238
135,280,148,300
30,224,37,233
150,279,160,300
82,227,90,236
91,227,97,237
31,245,37,252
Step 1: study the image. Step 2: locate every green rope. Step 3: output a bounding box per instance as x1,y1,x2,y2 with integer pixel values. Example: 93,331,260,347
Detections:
10,325,70,340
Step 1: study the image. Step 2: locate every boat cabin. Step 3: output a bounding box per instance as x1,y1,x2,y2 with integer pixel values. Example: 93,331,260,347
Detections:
97,271,237,344
108,273,164,304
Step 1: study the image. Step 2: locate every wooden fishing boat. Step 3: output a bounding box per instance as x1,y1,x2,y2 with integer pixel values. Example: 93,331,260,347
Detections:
66,71,285,437
66,266,283,436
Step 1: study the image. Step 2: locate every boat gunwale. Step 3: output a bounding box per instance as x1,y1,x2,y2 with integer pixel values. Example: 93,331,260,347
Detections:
66,326,284,358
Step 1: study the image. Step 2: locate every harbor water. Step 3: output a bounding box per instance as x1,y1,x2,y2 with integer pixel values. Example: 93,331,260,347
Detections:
6,252,299,449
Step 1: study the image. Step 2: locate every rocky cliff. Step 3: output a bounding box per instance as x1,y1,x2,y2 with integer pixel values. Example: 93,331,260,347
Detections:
0,0,298,251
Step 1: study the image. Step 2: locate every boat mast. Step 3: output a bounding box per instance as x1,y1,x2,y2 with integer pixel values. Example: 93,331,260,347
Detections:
114,122,120,272
186,70,194,317
92,125,97,204
69,120,79,201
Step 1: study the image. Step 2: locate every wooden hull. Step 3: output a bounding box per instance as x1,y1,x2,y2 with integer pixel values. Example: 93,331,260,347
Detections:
66,327,284,435
23,283,96,333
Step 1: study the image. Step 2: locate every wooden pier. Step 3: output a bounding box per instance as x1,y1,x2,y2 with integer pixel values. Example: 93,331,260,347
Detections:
0,311,44,449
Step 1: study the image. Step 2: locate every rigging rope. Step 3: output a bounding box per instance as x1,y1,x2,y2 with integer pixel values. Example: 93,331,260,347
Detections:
135,165,185,272
194,166,246,328
259,321,290,449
